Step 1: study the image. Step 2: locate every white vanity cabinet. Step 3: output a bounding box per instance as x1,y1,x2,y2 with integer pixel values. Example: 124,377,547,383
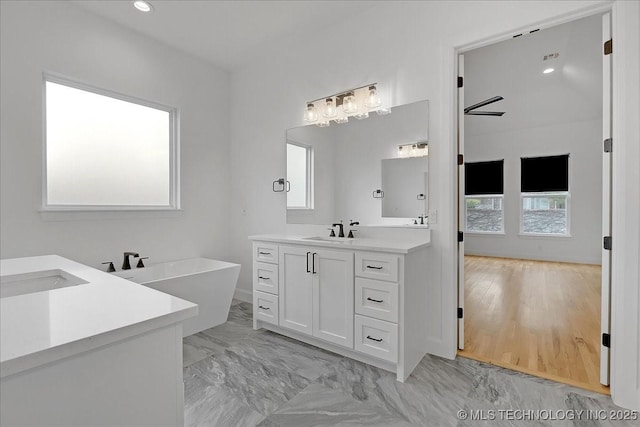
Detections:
278,245,354,348
250,235,430,382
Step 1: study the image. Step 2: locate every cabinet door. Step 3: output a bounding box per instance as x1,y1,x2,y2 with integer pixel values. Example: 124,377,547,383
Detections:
279,245,313,335
312,249,354,348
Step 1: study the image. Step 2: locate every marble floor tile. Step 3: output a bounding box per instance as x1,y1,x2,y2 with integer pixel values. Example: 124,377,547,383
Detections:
564,392,640,427
227,300,254,326
259,383,412,427
228,331,343,381
183,302,263,367
185,348,310,416
182,302,634,427
183,332,226,367
374,354,479,426
184,372,265,427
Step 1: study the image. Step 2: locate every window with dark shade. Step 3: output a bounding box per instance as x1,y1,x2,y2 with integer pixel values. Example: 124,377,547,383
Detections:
465,160,504,233
521,155,569,192
465,160,504,195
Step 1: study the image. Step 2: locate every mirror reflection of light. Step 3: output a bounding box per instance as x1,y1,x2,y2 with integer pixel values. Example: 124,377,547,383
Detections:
543,68,555,74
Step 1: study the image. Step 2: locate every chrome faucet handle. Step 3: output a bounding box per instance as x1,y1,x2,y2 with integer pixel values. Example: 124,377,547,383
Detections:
101,261,116,272
347,229,358,239
136,257,149,268
328,228,336,237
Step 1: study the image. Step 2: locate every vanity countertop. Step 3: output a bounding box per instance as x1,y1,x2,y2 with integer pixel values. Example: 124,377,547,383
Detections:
0,255,198,378
249,234,430,254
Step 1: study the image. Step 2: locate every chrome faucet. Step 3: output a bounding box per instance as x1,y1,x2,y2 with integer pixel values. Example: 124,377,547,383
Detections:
332,222,345,238
122,252,139,270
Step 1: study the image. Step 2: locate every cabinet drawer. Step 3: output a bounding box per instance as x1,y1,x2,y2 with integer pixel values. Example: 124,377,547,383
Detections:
355,252,398,282
354,315,398,363
355,278,398,323
254,242,279,264
254,291,279,325
253,262,279,295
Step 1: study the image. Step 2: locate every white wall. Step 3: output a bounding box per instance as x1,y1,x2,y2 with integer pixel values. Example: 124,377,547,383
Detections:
463,14,602,264
465,119,602,264
0,1,231,269
228,0,616,360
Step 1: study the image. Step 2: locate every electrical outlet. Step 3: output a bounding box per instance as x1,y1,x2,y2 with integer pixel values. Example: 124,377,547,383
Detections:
428,210,437,224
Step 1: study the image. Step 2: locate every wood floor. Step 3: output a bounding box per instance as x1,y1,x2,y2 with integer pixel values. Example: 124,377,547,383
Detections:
458,255,609,394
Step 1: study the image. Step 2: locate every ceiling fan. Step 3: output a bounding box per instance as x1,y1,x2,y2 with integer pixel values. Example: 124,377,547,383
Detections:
464,96,505,116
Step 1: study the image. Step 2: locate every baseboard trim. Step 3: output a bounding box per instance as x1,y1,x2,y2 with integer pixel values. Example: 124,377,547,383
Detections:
233,288,252,303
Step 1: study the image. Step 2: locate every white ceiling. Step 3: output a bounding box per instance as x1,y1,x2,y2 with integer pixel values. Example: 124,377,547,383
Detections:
71,0,379,70
464,13,603,136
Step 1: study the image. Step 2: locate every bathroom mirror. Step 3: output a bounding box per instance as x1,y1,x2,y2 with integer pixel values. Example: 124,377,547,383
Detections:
286,100,429,226
381,157,428,219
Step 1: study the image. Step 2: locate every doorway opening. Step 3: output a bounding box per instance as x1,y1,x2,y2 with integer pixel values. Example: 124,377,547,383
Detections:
456,12,611,395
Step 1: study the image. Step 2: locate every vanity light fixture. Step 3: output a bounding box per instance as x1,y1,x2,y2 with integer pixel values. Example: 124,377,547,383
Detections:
342,92,358,114
323,98,337,118
303,83,388,127
365,85,382,108
398,142,428,158
304,103,318,122
133,0,153,12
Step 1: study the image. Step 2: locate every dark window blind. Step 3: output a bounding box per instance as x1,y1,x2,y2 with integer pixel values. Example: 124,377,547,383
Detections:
521,155,569,192
465,160,504,195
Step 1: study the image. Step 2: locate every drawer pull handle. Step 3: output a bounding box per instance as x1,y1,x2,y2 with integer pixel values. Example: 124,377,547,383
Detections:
258,251,271,255
258,305,270,310
366,297,383,303
258,276,270,280
366,335,383,342
366,265,383,270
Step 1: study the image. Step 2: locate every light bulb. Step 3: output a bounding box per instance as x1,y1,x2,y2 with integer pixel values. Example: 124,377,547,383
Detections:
543,68,554,74
365,85,381,108
303,103,318,122
133,0,153,12
323,98,337,118
342,92,357,114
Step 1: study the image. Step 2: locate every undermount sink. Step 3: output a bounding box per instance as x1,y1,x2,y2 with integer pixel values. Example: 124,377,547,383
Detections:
0,269,88,299
303,236,356,243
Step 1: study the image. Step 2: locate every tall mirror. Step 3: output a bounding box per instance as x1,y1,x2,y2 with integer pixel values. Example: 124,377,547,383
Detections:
286,100,429,226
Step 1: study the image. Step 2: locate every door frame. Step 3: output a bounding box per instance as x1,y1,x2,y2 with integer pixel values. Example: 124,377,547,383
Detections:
452,2,613,379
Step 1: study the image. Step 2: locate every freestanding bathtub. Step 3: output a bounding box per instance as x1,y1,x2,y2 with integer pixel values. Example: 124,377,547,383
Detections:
114,258,240,336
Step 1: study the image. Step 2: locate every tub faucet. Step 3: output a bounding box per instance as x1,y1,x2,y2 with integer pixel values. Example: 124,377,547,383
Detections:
122,252,139,270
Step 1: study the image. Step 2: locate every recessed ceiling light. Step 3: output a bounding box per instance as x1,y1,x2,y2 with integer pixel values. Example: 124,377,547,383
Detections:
133,1,153,13
543,68,555,74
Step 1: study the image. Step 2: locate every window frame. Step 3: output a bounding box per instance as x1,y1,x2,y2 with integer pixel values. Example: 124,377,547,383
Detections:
519,191,571,237
286,141,314,211
464,194,505,235
41,72,180,212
